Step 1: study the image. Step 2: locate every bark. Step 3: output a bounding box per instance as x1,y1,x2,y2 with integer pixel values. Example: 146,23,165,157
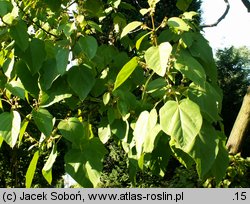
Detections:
226,87,250,154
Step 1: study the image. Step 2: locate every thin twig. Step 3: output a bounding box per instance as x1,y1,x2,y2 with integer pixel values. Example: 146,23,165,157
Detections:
201,0,230,28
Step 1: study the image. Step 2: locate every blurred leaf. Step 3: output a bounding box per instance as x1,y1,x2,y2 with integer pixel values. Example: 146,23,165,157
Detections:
0,0,13,16
176,0,193,11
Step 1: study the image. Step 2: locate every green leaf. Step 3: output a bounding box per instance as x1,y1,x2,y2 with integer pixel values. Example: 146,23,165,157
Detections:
10,20,29,52
25,151,39,188
98,118,111,144
108,0,121,8
175,49,206,87
176,0,193,11
136,31,151,50
0,0,13,16
5,79,26,99
168,17,190,31
159,99,202,150
42,144,58,184
58,117,87,148
65,138,107,187
187,121,219,178
23,39,46,74
39,76,72,107
15,60,39,98
83,0,104,18
18,118,29,147
67,66,95,100
148,0,160,8
188,33,217,83
145,42,172,77
210,137,229,183
77,36,98,59
188,82,222,122
133,109,161,157
102,92,110,105
87,21,102,33
32,108,53,137
113,57,138,90
56,48,69,75
0,136,3,148
0,111,21,148
170,140,194,168
121,21,142,38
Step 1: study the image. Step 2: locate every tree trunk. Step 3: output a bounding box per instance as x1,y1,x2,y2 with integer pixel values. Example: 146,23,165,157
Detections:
226,87,250,154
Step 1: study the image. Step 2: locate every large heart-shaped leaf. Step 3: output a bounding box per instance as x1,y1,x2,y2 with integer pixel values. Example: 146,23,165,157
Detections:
145,42,172,77
77,36,98,59
159,99,202,150
67,66,95,100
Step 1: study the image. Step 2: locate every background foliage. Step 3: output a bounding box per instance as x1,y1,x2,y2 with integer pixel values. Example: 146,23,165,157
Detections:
1,0,247,188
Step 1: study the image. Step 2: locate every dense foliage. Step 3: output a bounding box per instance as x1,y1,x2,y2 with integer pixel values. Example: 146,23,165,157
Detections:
0,0,229,187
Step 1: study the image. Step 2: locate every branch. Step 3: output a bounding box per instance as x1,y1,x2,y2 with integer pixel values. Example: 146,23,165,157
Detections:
241,0,250,12
201,0,230,28
14,1,60,38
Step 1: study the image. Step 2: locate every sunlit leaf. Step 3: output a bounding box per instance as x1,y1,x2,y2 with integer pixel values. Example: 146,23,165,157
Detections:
121,21,142,38
168,17,190,31
114,57,138,90
42,144,58,184
26,151,39,188
0,111,21,148
159,99,202,150
145,42,172,76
